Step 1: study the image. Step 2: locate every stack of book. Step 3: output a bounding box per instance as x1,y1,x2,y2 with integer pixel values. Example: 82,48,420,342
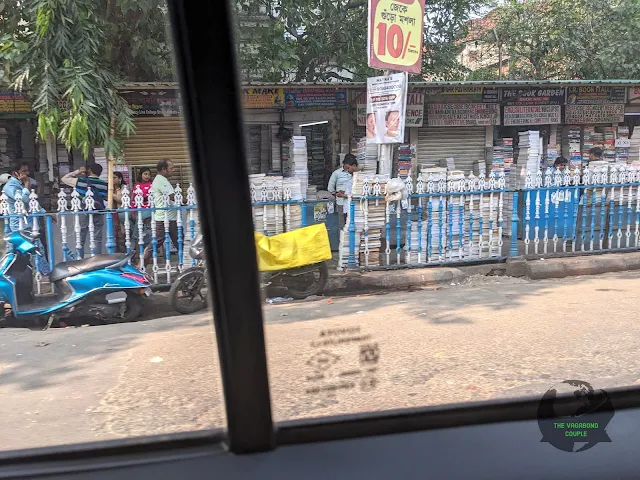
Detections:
629,129,640,165
283,177,303,231
291,136,309,199
419,167,448,262
565,126,582,169
263,175,285,235
492,138,514,184
616,126,630,164
603,127,616,163
464,192,501,258
397,144,413,179
512,131,541,189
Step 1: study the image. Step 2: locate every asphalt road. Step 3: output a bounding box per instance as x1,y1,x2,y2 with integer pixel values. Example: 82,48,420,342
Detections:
2,271,640,452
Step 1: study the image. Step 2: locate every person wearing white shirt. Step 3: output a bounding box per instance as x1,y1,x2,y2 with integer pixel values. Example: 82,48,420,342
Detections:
328,154,358,229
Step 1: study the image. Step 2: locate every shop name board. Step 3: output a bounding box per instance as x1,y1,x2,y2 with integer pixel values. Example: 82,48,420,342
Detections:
567,86,626,105
424,86,498,104
358,90,423,127
0,90,33,115
120,90,182,117
628,86,640,104
367,0,425,74
504,105,561,126
284,88,347,109
427,103,500,126
502,87,565,106
565,104,625,124
241,88,284,109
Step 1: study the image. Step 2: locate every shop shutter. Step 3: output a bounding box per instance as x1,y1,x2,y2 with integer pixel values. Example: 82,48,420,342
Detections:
416,126,486,175
123,117,192,187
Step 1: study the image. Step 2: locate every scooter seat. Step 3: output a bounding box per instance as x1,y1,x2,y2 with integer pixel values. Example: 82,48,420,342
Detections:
50,254,131,282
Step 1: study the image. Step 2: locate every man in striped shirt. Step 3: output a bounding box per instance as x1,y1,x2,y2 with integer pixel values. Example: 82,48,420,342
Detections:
62,163,109,256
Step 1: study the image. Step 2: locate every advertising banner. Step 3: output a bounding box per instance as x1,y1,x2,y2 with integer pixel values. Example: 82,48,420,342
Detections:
240,88,285,109
0,90,33,116
119,89,182,117
424,86,498,104
504,105,562,126
566,86,626,105
284,88,348,109
628,86,640,104
427,103,500,126
366,73,408,144
502,87,565,106
565,104,625,124
367,0,425,73
359,89,423,127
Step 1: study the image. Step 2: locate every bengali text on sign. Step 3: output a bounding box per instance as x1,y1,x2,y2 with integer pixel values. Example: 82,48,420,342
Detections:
368,0,425,73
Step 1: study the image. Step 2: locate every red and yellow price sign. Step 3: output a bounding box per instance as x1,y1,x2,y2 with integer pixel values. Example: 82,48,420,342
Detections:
368,0,424,74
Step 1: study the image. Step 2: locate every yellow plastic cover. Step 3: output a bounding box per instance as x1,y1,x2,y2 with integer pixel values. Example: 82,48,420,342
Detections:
254,224,332,272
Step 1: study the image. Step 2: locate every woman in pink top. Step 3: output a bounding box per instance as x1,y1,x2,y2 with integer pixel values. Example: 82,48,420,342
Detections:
132,167,154,249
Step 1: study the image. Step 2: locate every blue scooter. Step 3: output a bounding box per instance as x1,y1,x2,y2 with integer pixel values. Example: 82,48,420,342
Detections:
0,230,152,327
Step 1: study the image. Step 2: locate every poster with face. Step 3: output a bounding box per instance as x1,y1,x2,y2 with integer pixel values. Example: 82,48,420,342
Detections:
366,73,408,144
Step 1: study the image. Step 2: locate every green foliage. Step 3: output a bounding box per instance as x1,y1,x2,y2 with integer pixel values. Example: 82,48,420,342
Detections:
488,0,640,80
9,0,135,160
234,0,486,82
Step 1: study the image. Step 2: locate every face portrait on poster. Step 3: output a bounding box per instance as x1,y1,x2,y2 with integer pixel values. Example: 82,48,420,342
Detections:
366,73,408,144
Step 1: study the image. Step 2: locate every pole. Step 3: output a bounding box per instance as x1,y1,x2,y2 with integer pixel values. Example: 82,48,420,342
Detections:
107,116,115,210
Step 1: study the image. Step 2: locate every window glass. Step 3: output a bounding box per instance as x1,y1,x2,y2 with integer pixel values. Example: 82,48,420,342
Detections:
233,0,640,426
0,2,224,451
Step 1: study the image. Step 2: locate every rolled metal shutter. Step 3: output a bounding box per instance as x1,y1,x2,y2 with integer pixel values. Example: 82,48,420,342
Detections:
123,117,192,187
416,126,486,175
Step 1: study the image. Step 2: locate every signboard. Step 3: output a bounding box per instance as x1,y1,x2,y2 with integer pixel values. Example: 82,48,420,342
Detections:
284,88,347,109
367,0,425,74
427,103,500,126
424,86,498,104
241,88,284,109
504,105,561,126
502,87,565,106
358,89,423,127
0,90,33,116
366,73,408,144
566,86,626,105
405,92,424,127
119,89,182,117
628,86,640,104
616,138,631,148
565,104,625,124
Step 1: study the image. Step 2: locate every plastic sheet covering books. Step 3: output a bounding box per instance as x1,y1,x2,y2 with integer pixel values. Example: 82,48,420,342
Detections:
255,224,332,272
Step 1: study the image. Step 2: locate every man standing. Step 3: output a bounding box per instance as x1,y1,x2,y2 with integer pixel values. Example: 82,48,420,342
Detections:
143,159,182,265
62,163,109,256
588,147,603,165
328,154,358,229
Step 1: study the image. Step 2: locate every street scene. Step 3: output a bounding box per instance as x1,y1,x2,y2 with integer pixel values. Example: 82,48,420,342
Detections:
3,270,640,451
2,0,640,463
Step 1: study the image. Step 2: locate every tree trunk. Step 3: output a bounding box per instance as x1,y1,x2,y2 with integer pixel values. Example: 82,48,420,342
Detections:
45,133,56,183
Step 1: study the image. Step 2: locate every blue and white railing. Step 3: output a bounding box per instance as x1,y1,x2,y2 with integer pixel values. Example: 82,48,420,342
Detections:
0,182,200,291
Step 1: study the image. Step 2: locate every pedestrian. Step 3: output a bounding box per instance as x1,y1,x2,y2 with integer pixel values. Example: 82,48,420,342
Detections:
2,162,51,274
61,163,108,256
554,156,569,172
588,147,603,165
112,171,127,252
132,167,154,253
143,159,183,266
328,154,358,230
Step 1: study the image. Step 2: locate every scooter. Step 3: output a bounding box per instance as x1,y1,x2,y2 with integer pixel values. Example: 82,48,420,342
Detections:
170,229,329,314
0,230,152,328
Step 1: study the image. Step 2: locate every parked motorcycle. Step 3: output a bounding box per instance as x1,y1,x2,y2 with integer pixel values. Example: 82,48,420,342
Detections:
170,225,331,314
0,230,152,327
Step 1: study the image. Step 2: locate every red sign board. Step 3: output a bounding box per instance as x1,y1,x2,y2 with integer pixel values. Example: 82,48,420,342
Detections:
368,0,425,74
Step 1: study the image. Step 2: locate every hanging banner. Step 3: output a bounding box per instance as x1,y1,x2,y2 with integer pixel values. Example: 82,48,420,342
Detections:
366,73,408,144
427,103,500,126
566,86,626,105
504,105,561,126
284,88,348,109
241,88,285,109
424,86,498,104
501,87,565,106
119,89,182,117
358,89,423,127
565,104,625,124
367,0,425,74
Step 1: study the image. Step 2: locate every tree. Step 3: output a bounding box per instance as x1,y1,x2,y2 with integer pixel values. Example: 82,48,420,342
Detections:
486,0,640,80
234,0,488,83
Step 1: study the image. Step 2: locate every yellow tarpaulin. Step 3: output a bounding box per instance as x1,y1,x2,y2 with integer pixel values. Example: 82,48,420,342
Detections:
254,224,332,272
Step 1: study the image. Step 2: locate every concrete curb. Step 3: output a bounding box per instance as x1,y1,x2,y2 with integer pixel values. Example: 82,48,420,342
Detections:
325,251,640,295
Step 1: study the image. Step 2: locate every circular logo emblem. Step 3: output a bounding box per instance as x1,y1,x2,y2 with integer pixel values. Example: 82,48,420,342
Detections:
537,380,614,452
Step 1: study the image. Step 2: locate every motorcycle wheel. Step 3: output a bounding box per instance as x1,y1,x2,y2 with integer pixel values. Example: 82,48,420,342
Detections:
280,262,329,300
104,294,143,324
170,268,208,314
